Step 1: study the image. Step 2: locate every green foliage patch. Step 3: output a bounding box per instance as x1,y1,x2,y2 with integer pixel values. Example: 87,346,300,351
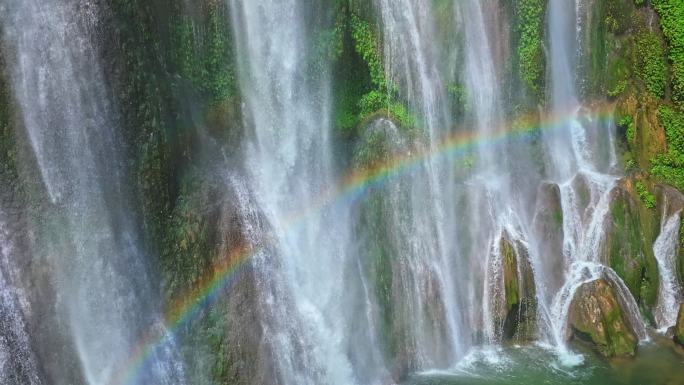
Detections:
635,181,656,209
514,0,546,95
171,4,236,103
651,0,684,104
651,105,684,190
633,31,668,99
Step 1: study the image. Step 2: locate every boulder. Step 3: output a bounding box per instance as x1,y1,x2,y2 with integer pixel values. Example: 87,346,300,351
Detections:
498,232,537,341
569,279,638,357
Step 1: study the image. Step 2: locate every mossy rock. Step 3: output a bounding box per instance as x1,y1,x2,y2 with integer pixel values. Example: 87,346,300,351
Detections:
569,279,638,357
498,232,537,341
604,179,659,317
675,303,684,346
616,91,667,171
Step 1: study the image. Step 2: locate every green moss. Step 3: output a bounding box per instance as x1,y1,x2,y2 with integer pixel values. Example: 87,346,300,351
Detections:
619,115,636,144
651,105,684,190
632,31,668,99
635,181,656,209
571,280,638,357
514,0,546,95
330,7,416,136
160,172,211,299
501,238,520,312
171,3,236,103
552,210,563,228
606,50,631,98
350,14,386,89
608,188,659,315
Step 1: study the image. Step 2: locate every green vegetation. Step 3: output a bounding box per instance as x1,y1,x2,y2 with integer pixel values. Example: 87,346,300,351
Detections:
514,0,546,95
633,31,668,99
608,188,659,316
619,115,636,143
570,279,638,357
651,105,684,190
635,181,656,209
171,4,236,103
651,0,684,105
501,239,520,312
349,14,415,129
350,14,386,89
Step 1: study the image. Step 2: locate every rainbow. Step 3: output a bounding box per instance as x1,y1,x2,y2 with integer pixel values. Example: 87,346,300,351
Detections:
111,103,617,384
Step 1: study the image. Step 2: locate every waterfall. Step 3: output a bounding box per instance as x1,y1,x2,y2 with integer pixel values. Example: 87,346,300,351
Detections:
374,0,464,366
0,1,185,384
0,215,43,385
230,1,360,383
653,204,683,331
542,0,646,362
1,0,682,383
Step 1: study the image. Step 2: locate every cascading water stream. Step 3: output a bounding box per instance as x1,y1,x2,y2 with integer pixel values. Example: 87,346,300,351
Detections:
0,1,186,384
374,0,464,365
542,0,647,363
653,203,683,331
230,1,362,383
458,0,537,347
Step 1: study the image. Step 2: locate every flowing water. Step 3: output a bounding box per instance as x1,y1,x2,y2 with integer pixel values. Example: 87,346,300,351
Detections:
230,1,359,383
406,340,684,385
374,0,463,367
0,215,43,385
653,202,683,331
539,0,644,364
0,1,185,384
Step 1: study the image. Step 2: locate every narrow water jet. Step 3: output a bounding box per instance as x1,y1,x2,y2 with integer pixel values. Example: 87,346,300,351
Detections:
653,204,682,331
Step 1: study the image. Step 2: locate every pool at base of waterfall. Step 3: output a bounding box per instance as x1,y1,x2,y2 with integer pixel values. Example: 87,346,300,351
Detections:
406,337,684,385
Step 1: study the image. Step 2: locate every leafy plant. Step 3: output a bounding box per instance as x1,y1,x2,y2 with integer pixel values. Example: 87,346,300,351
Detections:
651,105,684,190
651,0,684,104
635,181,656,209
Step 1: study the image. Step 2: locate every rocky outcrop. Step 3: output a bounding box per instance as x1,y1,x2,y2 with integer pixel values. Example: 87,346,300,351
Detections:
569,279,638,357
497,232,537,341
675,304,684,347
604,179,659,316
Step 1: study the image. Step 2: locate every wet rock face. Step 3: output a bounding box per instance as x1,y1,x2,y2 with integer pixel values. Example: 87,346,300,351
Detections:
569,279,638,357
533,182,565,293
675,304,684,347
499,233,537,341
604,180,659,314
